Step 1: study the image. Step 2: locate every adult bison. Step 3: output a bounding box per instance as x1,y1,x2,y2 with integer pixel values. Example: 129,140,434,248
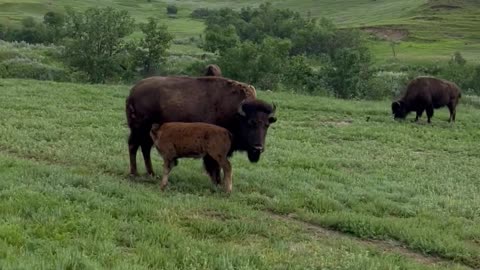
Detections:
125,76,277,177
204,64,222,77
391,76,461,123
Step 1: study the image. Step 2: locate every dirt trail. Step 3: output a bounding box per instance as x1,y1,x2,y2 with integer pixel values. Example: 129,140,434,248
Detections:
268,212,471,269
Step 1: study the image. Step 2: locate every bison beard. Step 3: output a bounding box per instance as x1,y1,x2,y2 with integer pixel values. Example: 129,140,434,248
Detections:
248,149,261,163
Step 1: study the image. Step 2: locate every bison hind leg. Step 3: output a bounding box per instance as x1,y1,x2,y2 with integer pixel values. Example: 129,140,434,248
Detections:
415,109,424,122
128,129,142,176
426,105,434,123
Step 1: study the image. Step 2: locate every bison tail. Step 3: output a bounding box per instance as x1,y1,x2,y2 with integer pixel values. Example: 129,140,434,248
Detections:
126,96,138,129
458,92,462,99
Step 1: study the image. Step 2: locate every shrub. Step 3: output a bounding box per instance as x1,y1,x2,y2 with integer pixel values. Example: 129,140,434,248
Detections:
368,71,410,100
0,58,69,81
190,8,212,19
218,37,291,90
166,5,178,15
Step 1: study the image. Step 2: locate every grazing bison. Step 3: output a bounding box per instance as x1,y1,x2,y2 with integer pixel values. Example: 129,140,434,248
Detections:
125,76,276,178
204,64,222,77
150,122,234,192
391,76,461,123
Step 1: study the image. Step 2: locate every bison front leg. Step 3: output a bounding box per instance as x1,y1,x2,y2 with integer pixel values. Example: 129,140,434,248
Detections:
415,109,424,122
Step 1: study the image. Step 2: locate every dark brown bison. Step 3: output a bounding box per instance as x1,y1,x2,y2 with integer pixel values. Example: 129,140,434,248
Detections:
125,76,276,178
392,76,461,123
150,122,233,192
204,64,222,77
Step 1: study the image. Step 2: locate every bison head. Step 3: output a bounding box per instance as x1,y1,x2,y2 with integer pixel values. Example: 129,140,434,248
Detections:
236,99,277,162
391,100,407,120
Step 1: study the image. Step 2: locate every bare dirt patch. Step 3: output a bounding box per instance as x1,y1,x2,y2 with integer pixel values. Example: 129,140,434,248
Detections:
362,27,409,41
430,4,462,10
320,119,353,127
268,211,470,268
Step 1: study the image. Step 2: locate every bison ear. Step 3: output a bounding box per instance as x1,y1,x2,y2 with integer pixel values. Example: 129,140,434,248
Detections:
268,117,277,124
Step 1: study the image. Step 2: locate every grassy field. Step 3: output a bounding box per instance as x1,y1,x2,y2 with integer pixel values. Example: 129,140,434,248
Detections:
0,79,479,269
1,0,480,63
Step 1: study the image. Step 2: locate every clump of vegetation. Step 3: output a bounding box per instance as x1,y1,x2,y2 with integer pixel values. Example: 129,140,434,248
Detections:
201,3,372,98
166,5,178,15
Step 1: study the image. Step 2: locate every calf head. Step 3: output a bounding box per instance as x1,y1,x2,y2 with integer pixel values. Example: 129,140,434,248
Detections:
236,99,277,162
391,100,407,120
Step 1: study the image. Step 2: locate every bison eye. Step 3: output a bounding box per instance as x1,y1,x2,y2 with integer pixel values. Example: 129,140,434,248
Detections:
247,119,257,127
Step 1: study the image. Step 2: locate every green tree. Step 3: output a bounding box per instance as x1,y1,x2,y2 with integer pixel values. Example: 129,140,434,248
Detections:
133,17,174,76
218,37,291,89
63,7,135,83
43,11,66,43
204,25,239,54
326,47,372,99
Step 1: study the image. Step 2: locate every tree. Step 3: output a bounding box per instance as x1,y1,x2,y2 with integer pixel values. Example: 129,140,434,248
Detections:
132,17,174,76
204,25,239,54
43,11,66,43
63,7,135,83
218,37,291,89
326,47,372,99
44,11,65,27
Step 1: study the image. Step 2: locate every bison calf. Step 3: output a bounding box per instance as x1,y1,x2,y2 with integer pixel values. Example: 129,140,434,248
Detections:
150,122,234,193
392,76,461,123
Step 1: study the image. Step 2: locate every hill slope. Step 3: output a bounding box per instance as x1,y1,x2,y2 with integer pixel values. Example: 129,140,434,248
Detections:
0,79,479,268
0,0,479,63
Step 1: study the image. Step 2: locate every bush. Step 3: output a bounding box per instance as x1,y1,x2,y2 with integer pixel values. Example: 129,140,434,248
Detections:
190,8,212,19
166,5,178,15
218,37,291,90
368,71,410,100
0,58,69,81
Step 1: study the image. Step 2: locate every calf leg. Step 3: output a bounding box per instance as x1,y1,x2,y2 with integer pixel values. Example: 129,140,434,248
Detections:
203,155,221,185
426,105,434,124
128,130,141,176
160,159,174,191
141,137,155,176
220,159,233,193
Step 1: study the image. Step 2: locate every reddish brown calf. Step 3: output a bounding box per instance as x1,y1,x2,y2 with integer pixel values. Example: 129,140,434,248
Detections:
150,122,234,193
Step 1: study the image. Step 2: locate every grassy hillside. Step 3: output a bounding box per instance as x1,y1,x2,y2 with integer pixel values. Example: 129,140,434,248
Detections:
0,0,479,63
0,79,479,268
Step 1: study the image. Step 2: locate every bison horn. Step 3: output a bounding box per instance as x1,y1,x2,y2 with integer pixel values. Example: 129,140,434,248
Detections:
238,102,246,117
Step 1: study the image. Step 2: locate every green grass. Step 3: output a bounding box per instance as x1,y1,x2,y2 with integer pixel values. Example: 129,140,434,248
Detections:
1,0,480,63
0,79,479,269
